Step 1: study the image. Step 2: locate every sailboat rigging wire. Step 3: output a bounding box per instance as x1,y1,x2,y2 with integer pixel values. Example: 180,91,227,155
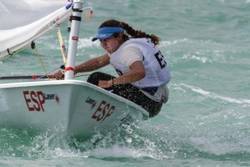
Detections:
1,46,28,61
32,46,49,78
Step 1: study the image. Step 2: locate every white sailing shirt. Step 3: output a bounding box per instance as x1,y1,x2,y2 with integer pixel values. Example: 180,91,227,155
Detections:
109,38,171,102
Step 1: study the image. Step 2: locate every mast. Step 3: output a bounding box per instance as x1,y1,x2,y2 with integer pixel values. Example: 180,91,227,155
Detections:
65,0,83,80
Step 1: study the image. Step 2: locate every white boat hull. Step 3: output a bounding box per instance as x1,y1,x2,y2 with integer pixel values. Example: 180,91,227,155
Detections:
0,80,149,138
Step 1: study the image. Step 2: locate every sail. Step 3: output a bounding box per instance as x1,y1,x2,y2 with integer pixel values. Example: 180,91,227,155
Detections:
0,0,68,29
0,0,72,60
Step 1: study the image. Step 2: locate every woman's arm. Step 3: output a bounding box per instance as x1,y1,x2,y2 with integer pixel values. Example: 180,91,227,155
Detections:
52,53,110,79
74,53,110,74
98,61,145,88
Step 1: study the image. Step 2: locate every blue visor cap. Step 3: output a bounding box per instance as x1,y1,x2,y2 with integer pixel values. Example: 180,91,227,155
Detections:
92,27,124,41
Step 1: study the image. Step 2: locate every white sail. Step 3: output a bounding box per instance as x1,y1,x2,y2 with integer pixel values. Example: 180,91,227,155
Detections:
0,0,71,60
0,0,68,29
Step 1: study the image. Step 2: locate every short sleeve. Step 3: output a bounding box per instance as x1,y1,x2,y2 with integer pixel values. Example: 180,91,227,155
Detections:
121,45,144,67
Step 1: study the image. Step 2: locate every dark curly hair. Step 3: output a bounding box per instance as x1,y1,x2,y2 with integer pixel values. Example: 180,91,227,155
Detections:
99,19,160,45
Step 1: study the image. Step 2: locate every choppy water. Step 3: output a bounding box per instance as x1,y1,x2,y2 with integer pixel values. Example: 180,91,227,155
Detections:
0,0,250,166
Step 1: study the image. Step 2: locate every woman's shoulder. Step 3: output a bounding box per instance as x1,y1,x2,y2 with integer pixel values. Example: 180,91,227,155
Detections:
127,38,149,43
126,38,155,47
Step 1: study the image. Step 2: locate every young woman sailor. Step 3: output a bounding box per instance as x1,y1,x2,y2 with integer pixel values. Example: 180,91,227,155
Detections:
53,19,171,117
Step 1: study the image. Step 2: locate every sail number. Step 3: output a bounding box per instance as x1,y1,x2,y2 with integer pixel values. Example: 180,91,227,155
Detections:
23,91,45,112
154,51,167,68
92,100,115,122
23,90,59,112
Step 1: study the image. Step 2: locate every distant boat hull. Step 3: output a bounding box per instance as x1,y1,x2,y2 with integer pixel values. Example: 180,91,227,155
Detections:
0,80,149,138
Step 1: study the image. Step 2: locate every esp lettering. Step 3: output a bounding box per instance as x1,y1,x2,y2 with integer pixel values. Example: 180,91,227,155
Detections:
23,91,45,112
92,100,115,122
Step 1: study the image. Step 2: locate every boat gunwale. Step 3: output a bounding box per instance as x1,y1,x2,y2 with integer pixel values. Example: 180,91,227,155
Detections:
0,79,149,118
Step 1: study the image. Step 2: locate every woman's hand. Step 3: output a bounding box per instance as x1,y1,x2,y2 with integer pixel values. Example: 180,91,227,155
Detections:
98,80,113,88
51,70,64,80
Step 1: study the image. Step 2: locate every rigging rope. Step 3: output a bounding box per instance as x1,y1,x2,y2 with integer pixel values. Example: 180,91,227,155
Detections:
31,43,51,79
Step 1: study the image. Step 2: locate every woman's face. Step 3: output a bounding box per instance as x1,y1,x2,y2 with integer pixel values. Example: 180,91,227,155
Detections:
100,34,123,54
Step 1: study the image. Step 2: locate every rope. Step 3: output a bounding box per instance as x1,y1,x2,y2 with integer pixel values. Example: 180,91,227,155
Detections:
31,44,51,79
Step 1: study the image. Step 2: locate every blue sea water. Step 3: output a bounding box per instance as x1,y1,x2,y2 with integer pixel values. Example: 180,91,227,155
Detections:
0,0,250,166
